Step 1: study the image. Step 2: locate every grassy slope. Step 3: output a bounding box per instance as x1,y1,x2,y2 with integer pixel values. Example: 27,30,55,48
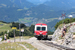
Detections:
0,22,12,32
26,27,33,34
0,42,25,50
0,42,37,50
10,36,32,40
0,36,37,50
0,22,33,37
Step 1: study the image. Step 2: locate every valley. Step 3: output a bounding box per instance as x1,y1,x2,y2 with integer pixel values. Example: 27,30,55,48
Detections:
0,0,75,32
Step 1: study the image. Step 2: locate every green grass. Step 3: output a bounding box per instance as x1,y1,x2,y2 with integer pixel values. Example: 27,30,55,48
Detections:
0,41,37,50
0,41,38,50
10,36,31,40
0,42,25,50
17,9,23,11
73,33,75,35
58,24,64,28
0,22,12,32
4,36,38,50
19,42,37,50
26,27,33,34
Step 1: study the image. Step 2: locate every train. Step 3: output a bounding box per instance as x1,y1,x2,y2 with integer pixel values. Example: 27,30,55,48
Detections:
34,23,48,40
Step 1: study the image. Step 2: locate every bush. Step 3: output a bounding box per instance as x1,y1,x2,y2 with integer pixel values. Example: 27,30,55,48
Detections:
2,35,4,41
7,34,9,39
29,25,35,33
73,33,75,35
48,31,54,35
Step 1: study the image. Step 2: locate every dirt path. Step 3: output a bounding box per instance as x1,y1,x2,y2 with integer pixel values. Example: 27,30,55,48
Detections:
19,44,29,50
25,37,58,50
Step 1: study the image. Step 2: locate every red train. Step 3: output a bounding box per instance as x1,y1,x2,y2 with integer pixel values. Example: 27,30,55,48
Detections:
34,23,48,40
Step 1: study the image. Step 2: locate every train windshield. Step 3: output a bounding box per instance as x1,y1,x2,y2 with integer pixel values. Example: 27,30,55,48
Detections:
36,27,46,31
37,27,41,30
42,27,46,31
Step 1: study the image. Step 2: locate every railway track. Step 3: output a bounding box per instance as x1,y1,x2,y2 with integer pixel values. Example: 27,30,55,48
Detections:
39,40,75,50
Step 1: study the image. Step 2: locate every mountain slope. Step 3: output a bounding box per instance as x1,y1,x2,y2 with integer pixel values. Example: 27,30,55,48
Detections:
44,0,75,10
27,0,51,5
10,0,35,8
25,4,61,18
1,0,75,32
0,0,18,8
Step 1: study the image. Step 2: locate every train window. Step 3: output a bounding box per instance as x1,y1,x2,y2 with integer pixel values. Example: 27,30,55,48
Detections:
42,27,46,31
37,27,41,30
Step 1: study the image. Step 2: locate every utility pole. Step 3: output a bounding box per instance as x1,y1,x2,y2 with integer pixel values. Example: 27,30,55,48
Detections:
14,29,15,42
61,12,66,24
19,23,21,41
12,27,16,42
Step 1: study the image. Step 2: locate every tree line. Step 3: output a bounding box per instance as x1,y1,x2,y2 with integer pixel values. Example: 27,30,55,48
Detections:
0,21,54,40
55,18,75,29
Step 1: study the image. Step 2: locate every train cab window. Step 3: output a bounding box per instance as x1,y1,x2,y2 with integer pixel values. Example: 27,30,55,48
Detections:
42,27,46,31
37,27,41,30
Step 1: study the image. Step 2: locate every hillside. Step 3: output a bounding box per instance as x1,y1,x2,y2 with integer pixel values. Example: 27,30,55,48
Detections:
27,0,50,5
10,0,35,8
44,0,75,10
25,4,62,18
0,0,18,8
0,7,24,22
0,0,75,31
0,22,12,33
0,22,35,37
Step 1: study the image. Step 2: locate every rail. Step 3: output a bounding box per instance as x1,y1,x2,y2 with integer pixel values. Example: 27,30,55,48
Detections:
40,40,75,50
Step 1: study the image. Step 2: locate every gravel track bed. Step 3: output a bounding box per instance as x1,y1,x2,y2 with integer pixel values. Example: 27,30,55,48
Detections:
25,37,58,50
39,40,75,50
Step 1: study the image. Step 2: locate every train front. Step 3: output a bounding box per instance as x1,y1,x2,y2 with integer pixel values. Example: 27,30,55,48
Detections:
34,23,48,40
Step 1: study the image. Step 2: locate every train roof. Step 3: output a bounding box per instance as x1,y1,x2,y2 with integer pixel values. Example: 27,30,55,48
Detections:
35,23,47,26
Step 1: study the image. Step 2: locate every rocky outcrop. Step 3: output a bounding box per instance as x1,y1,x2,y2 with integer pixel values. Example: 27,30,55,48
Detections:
52,22,75,47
